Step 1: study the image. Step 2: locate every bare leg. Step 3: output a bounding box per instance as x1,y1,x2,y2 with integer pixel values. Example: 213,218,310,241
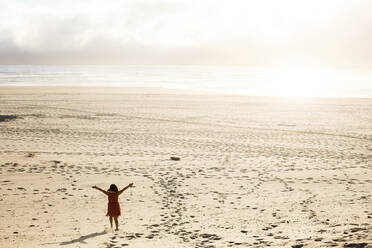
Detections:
109,216,113,229
114,217,119,231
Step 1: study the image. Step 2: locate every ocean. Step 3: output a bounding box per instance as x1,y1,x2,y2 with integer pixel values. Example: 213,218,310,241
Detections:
0,65,371,98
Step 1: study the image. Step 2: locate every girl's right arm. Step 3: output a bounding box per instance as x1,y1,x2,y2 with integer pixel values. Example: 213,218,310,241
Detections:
118,183,134,195
92,186,109,195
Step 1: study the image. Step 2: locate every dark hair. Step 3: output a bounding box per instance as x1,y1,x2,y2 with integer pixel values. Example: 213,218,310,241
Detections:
108,184,118,192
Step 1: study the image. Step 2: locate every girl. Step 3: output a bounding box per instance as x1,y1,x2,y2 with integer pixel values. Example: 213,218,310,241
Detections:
92,183,133,231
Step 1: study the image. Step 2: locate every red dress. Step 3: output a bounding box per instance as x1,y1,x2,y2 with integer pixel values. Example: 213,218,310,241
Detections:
106,192,121,217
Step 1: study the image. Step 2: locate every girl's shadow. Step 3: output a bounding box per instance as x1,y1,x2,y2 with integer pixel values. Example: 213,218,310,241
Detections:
59,231,106,245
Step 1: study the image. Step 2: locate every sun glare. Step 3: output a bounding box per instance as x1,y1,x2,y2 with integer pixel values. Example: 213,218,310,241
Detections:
265,66,328,98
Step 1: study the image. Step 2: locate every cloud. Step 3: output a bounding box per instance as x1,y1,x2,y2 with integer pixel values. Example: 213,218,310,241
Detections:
0,0,371,65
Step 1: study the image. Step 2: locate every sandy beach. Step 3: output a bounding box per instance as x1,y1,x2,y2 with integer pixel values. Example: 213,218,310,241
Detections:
0,87,371,248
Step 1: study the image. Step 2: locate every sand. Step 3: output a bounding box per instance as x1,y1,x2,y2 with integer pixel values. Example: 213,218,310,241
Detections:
0,87,371,248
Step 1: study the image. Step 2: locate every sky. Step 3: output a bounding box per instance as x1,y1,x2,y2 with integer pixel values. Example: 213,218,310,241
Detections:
0,0,372,66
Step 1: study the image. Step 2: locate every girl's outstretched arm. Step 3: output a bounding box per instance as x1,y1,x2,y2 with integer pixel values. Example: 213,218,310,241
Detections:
92,185,109,195
118,183,134,195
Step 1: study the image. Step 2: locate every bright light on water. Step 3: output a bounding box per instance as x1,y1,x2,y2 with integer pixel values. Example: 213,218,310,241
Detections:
264,66,329,98
0,65,371,98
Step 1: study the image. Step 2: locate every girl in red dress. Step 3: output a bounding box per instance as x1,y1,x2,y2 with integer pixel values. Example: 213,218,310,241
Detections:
92,183,133,231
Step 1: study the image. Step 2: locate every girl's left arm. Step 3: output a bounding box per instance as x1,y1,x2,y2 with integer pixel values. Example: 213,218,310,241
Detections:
92,186,109,195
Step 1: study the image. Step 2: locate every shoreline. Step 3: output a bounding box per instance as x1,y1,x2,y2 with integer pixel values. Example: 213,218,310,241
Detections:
1,86,371,100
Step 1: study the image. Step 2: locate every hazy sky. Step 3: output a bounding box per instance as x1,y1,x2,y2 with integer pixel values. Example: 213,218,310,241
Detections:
0,0,371,65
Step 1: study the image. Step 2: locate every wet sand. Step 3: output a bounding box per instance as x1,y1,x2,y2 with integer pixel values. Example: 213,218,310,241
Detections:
0,87,371,248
